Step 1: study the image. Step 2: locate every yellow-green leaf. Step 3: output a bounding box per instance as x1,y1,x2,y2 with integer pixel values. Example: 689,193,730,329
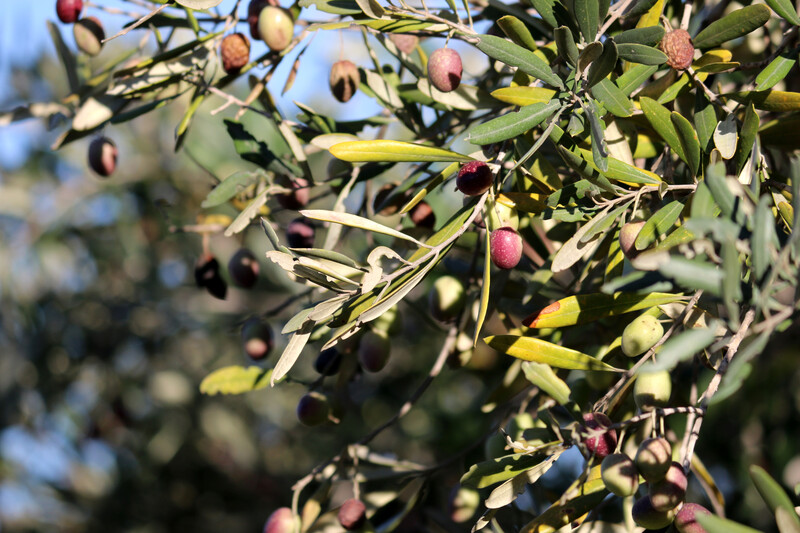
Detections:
329,140,473,162
522,292,686,328
727,90,800,112
200,366,273,395
491,86,557,106
484,335,621,371
497,192,548,213
521,362,571,404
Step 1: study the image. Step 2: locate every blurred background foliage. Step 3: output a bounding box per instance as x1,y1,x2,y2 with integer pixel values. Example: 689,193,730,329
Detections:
2,1,800,532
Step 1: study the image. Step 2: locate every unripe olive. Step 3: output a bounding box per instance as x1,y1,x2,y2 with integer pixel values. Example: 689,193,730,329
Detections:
456,161,493,196
338,498,367,531
389,33,419,55
275,176,309,210
263,507,299,533
358,330,390,372
88,137,118,177
427,47,462,92
448,485,480,523
248,0,269,40
675,503,712,533
329,60,360,103
635,437,672,482
632,495,677,529
634,370,672,412
649,461,688,511
507,412,535,441
490,227,523,270
429,275,466,322
286,218,315,248
296,391,330,426
258,6,294,52
314,347,342,375
601,453,639,497
409,201,436,229
228,248,260,288
242,317,273,360
621,314,664,357
619,220,646,258
194,254,227,300
56,0,83,23
580,412,617,459
73,17,104,56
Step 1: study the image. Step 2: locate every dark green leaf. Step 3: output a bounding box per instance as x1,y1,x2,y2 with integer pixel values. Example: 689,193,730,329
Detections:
298,0,362,15
477,34,564,88
586,40,618,87
578,41,603,74
574,0,600,42
586,99,609,172
735,104,760,174
614,26,665,45
468,99,562,145
224,120,301,176
694,92,718,153
591,78,635,117
671,112,701,176
690,182,717,218
498,15,539,51
616,43,668,65
635,200,685,250
530,0,559,27
705,163,746,225
640,97,687,163
622,0,660,18
721,240,742,324
47,21,79,95
693,5,772,49
555,26,579,66
615,64,659,95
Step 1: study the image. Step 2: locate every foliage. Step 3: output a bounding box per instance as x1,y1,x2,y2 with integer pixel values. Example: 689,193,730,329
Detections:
5,0,800,530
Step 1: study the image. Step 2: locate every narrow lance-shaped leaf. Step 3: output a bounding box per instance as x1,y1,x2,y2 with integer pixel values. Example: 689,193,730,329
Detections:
490,86,557,106
587,39,618,87
696,514,763,533
616,64,659,95
639,326,718,372
484,335,621,371
640,97,688,163
590,78,635,117
329,140,473,162
694,92,717,153
735,103,760,174
671,112,701,176
586,98,609,172
614,26,665,45
520,466,608,533
521,361,571,404
635,200,685,250
473,228,492,346
752,195,777,281
765,0,800,26
616,43,667,65
693,5,771,49
200,366,273,395
728,90,800,112
755,47,798,91
301,209,426,246
750,465,800,529
523,292,685,328
485,454,562,509
461,454,545,489
497,15,539,51
574,0,599,43
476,34,565,88
468,99,562,145
554,26,579,67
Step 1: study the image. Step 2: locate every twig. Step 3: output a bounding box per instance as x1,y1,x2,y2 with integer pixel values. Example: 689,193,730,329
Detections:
102,3,169,43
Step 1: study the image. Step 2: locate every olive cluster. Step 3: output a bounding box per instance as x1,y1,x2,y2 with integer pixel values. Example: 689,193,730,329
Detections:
601,437,711,532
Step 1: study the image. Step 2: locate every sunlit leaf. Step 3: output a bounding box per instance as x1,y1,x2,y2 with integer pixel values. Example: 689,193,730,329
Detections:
484,335,621,371
200,366,273,395
523,292,685,328
330,140,473,162
477,34,564,88
693,5,771,49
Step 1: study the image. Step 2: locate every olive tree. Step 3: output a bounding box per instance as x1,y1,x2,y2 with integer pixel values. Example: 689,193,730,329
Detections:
12,0,800,530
